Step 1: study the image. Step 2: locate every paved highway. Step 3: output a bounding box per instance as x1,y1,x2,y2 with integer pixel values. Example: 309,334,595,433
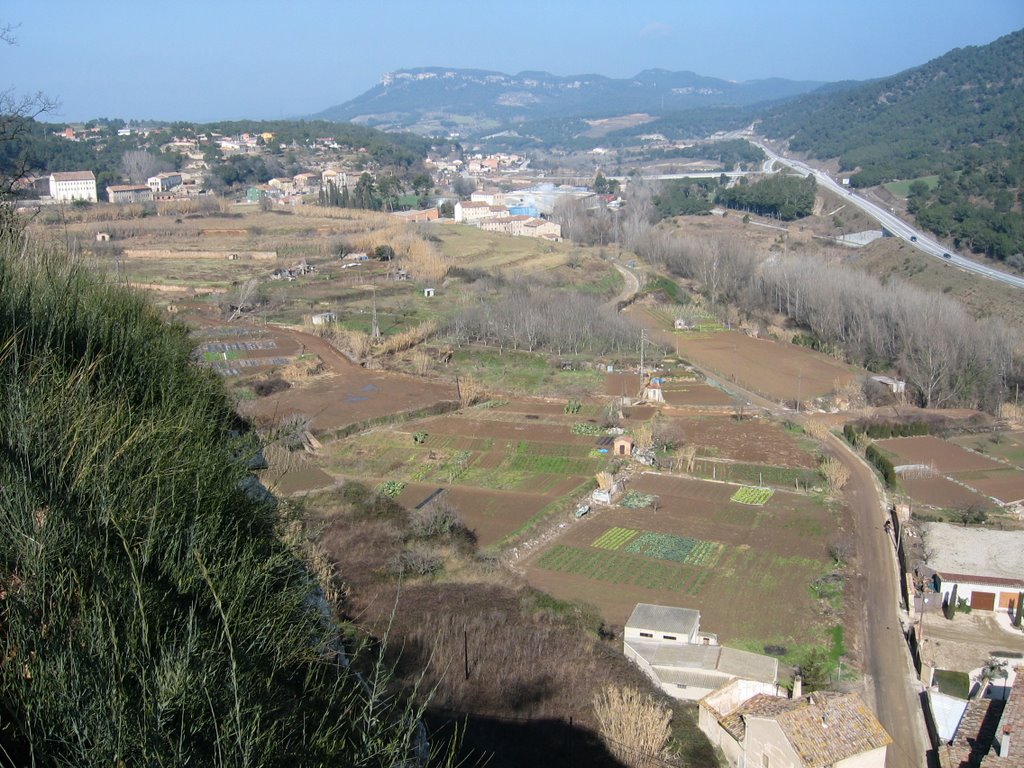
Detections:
751,139,1024,291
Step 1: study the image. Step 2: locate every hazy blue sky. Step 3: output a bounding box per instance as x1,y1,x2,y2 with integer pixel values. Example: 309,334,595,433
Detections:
4,1,1023,122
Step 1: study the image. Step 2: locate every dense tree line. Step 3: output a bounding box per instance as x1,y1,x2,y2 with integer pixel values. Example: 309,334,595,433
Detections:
909,171,1024,264
0,224,455,765
444,282,644,356
0,117,169,194
318,172,415,211
714,174,816,220
626,227,1018,411
651,177,719,219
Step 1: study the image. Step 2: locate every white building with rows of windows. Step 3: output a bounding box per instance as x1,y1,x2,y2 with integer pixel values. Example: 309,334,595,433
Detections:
49,171,97,203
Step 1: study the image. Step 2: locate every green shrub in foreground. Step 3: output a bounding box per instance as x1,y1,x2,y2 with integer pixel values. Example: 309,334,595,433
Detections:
0,230,454,766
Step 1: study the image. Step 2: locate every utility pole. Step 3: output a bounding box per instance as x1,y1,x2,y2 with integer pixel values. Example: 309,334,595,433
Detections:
639,329,646,378
371,288,380,339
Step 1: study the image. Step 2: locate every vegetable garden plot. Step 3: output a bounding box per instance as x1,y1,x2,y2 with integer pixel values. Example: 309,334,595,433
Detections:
590,528,725,567
537,546,709,595
731,486,774,506
623,533,725,567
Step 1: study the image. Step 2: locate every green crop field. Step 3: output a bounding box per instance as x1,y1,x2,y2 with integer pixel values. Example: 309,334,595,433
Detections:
591,527,725,567
883,175,939,198
692,461,820,489
506,454,600,476
623,532,725,567
592,527,640,550
731,486,775,506
538,545,710,594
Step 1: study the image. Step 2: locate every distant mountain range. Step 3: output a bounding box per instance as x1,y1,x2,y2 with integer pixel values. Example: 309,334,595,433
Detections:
310,68,827,134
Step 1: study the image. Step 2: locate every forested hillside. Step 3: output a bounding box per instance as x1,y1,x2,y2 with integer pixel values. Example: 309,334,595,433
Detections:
0,222,452,765
0,118,432,195
759,29,1024,262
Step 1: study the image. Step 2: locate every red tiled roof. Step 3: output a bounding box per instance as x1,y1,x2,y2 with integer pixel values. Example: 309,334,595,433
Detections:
938,572,1024,589
723,692,890,767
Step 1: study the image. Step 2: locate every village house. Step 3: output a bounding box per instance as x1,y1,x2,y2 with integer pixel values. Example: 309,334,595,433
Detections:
470,190,505,206
454,200,509,224
522,217,561,240
292,172,320,192
49,171,97,203
106,184,154,204
147,172,182,194
391,207,440,223
699,679,891,768
941,665,1024,764
322,169,348,189
624,604,779,702
922,525,1024,612
268,177,296,195
477,214,561,240
479,214,532,236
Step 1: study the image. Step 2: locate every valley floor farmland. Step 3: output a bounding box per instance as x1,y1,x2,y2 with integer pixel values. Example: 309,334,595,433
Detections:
876,434,1024,509
624,304,859,402
320,397,613,546
524,473,845,647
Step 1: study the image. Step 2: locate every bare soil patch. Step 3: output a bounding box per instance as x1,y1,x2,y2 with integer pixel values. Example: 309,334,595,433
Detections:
669,415,819,468
662,381,735,407
875,435,1005,473
951,469,1024,505
246,370,455,434
398,482,554,548
625,306,859,401
899,475,993,510
266,465,337,496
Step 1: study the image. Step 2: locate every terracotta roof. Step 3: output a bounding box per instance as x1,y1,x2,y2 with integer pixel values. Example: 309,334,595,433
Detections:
982,670,1024,765
938,572,1024,589
106,184,150,192
719,693,796,742
51,171,95,182
950,697,1002,767
718,692,890,766
769,692,891,767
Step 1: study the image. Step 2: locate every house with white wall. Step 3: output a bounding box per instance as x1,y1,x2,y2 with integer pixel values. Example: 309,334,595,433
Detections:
147,172,182,194
454,201,509,224
106,184,154,204
923,524,1024,613
623,604,779,701
49,171,97,203
470,190,505,206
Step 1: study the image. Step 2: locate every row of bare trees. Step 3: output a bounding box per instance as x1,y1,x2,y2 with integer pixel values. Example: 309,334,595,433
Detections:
622,223,1019,411
444,282,644,356
755,256,1018,410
